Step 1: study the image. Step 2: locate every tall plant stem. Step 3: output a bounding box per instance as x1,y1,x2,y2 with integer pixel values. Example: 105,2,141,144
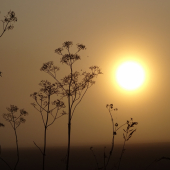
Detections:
105,134,115,170
66,112,71,170
43,126,47,170
117,135,126,170
11,110,19,170
66,64,73,170
14,127,19,170
104,107,115,170
42,95,50,170
66,90,72,170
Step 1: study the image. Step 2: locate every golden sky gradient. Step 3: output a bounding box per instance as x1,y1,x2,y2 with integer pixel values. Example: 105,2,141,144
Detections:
1,0,170,148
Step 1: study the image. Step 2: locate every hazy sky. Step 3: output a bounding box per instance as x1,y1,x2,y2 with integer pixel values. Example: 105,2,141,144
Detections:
1,0,170,149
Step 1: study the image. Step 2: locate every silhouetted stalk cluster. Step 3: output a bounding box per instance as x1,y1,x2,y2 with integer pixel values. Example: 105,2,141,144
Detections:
40,41,102,170
0,10,17,38
117,118,138,170
0,11,19,170
0,10,17,77
90,104,138,170
0,105,28,170
31,80,66,170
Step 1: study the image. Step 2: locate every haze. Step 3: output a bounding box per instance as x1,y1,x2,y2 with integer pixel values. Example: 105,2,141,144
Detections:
1,0,170,150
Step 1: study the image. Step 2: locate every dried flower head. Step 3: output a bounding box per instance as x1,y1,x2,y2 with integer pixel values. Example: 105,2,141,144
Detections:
77,44,86,51
0,123,5,127
19,117,26,123
20,109,28,116
55,47,63,55
3,105,28,128
52,100,65,109
4,11,17,23
63,41,73,50
40,61,54,71
6,105,18,112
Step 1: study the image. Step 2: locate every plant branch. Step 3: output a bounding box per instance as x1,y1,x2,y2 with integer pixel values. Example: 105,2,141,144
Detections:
33,141,43,155
0,156,12,170
71,85,89,118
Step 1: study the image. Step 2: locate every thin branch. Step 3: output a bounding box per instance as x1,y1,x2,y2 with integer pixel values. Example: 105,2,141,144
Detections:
116,123,127,131
49,105,58,113
15,122,21,129
33,141,43,155
34,100,47,126
145,156,170,170
104,107,115,169
0,21,9,37
117,134,127,170
47,71,66,92
90,147,101,170
14,114,22,122
35,100,48,113
9,121,14,129
32,105,45,126
47,113,64,127
71,85,89,118
47,108,59,127
70,90,77,110
40,109,45,127
0,156,12,170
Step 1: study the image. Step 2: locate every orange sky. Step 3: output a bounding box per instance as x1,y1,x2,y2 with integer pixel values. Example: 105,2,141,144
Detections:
1,0,170,148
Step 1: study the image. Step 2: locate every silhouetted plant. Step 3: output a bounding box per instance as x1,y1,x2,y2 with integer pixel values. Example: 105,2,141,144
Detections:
90,147,102,170
0,152,12,170
30,80,66,170
0,10,17,38
117,118,138,170
0,96,7,169
0,105,28,170
0,11,17,76
90,104,119,170
103,104,119,170
145,156,170,170
0,12,18,169
0,124,8,168
40,41,102,170
90,104,138,170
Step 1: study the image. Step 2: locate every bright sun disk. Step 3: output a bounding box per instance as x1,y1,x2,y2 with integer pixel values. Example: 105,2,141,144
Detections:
116,61,145,90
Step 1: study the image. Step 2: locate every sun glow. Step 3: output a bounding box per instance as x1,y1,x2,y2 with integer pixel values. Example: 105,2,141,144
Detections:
116,61,145,90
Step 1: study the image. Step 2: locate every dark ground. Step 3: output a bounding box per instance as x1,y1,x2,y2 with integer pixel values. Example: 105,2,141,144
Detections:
0,142,170,170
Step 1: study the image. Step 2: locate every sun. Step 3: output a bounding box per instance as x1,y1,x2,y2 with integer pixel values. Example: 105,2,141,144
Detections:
116,61,145,90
